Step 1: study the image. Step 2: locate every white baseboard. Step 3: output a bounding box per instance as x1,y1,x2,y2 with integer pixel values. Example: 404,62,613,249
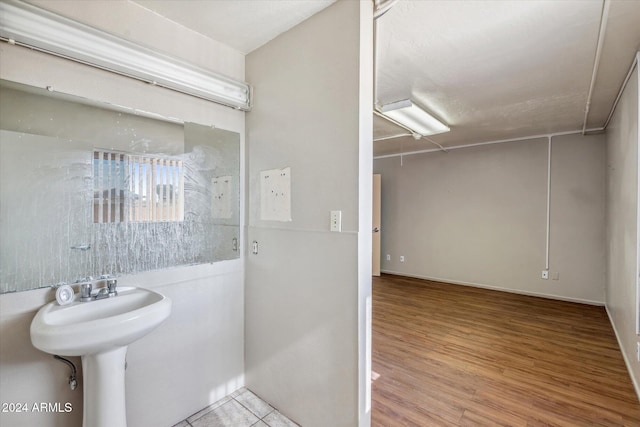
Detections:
605,305,640,402
379,270,605,306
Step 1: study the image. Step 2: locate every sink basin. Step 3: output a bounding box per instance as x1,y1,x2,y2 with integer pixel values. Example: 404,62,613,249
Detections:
31,286,171,356
30,286,171,427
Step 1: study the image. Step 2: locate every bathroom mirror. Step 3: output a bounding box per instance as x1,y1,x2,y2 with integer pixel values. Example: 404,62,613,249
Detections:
0,79,240,294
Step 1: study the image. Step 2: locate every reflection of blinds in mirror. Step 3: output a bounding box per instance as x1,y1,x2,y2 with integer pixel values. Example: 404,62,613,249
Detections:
93,151,184,223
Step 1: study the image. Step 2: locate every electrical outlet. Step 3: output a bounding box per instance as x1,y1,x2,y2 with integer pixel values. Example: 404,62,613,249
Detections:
386,254,391,261
637,343,640,362
541,270,549,280
400,256,405,263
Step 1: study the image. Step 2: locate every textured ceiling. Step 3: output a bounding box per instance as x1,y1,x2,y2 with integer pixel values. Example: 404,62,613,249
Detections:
374,0,640,156
133,0,640,157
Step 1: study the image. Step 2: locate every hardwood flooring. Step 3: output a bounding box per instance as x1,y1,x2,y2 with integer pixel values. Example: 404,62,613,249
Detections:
371,274,640,426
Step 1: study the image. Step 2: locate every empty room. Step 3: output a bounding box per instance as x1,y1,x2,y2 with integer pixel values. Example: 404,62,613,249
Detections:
371,0,640,425
1,1,640,427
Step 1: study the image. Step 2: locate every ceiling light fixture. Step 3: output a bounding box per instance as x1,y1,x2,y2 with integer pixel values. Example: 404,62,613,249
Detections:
0,0,252,111
380,99,449,136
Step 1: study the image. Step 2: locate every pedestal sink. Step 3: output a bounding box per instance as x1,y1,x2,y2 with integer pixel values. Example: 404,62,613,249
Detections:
30,287,171,427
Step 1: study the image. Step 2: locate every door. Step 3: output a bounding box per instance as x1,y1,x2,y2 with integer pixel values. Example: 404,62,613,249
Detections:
372,174,381,276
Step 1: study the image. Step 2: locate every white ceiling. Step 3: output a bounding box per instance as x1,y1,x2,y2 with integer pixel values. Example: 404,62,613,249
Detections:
134,0,640,157
374,0,640,156
132,0,335,54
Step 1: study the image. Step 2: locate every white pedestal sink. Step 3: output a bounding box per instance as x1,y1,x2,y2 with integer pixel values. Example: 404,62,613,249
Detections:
30,287,171,427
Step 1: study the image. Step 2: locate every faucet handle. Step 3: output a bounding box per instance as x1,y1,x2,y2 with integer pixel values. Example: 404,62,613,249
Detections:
107,279,118,296
79,282,93,302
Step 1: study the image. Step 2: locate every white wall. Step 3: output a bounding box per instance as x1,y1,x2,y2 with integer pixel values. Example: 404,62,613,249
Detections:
244,1,372,426
606,63,640,396
0,2,246,426
374,132,606,304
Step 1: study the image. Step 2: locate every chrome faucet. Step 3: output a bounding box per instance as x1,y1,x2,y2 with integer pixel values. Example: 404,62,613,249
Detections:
75,275,118,302
107,279,118,297
94,287,110,300
79,282,93,302
99,275,118,297
75,277,94,302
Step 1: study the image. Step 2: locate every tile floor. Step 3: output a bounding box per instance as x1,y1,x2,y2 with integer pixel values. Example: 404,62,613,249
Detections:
172,388,300,427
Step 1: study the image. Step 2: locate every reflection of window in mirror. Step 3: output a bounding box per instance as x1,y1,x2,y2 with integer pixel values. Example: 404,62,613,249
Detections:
93,150,184,224
0,79,241,294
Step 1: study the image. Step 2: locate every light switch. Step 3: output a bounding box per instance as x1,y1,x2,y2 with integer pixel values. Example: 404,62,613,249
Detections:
330,210,342,232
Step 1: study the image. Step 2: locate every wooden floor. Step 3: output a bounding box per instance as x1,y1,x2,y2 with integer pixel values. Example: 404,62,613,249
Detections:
371,274,640,426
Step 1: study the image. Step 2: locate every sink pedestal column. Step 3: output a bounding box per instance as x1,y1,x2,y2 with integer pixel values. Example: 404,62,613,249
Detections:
81,346,128,427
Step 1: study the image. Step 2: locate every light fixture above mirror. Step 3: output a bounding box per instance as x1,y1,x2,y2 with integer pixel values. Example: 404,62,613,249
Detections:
0,0,252,111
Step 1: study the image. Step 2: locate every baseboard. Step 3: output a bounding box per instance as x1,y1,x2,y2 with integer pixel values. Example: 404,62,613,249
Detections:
605,305,640,402
379,270,605,306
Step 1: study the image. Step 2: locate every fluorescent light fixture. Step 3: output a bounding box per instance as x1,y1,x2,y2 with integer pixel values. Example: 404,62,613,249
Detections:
380,99,449,136
0,0,252,110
